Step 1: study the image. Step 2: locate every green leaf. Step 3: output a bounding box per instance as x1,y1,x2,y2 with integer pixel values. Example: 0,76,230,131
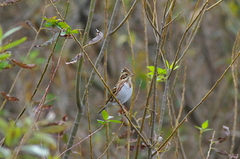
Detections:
195,126,202,130
0,52,11,60
0,147,11,158
147,66,155,72
21,145,49,157
70,29,79,34
57,22,69,29
201,120,209,129
0,37,27,51
101,110,109,120
0,117,8,135
1,26,22,40
202,128,212,132
165,60,170,69
0,26,2,38
28,132,57,149
47,155,60,159
43,16,60,28
0,61,11,70
97,119,107,124
157,67,167,75
40,124,67,134
45,22,54,27
108,120,122,123
0,26,2,46
107,116,114,120
5,121,23,147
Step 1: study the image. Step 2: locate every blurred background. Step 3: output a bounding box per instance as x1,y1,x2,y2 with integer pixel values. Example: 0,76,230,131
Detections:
0,0,240,158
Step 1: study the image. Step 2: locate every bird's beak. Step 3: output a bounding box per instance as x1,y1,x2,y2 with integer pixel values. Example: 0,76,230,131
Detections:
130,74,134,77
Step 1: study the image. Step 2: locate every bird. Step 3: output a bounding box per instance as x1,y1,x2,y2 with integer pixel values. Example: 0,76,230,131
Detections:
98,67,134,114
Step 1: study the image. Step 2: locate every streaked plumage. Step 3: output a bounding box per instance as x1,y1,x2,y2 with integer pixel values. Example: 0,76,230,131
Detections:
98,67,133,114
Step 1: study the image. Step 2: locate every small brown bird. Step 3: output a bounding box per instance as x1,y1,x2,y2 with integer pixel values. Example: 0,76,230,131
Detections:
98,67,133,114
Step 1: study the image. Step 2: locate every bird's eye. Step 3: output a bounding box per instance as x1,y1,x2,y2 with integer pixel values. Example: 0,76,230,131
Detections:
122,74,128,79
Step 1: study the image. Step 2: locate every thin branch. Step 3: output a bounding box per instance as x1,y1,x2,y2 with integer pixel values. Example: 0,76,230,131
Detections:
62,0,96,158
59,125,104,157
206,0,223,11
98,124,123,159
168,1,209,78
206,131,215,159
110,0,139,35
151,51,240,157
230,31,240,154
72,34,150,147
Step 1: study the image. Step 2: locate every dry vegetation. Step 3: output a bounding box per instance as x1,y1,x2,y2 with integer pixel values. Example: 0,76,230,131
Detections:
0,0,240,159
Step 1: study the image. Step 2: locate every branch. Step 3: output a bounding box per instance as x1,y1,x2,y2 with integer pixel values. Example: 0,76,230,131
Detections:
151,51,240,157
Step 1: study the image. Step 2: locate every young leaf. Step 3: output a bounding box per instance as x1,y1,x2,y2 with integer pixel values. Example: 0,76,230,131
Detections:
97,120,107,124
70,29,79,34
40,124,67,134
195,126,202,130
147,66,155,72
202,128,212,132
21,145,50,157
0,61,11,70
101,110,109,121
0,147,11,158
0,52,11,60
165,60,170,69
108,120,122,123
28,132,57,149
1,26,22,40
107,116,114,120
0,37,27,51
201,120,209,129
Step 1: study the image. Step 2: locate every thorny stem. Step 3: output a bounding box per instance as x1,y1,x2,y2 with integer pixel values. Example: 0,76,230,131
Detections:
151,51,240,157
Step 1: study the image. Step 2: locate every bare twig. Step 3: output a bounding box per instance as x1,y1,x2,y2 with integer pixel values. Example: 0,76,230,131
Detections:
230,31,240,154
151,51,240,157
62,0,96,158
206,131,215,159
59,125,104,157
110,0,139,35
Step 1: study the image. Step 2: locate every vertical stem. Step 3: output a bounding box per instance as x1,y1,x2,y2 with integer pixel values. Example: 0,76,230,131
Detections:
81,0,121,104
230,31,239,154
199,131,205,159
63,0,96,158
103,1,110,158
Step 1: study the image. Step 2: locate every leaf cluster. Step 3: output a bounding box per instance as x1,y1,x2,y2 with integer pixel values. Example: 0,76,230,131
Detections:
195,120,212,133
147,60,179,82
0,115,69,158
97,110,122,124
0,26,27,70
43,16,78,36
